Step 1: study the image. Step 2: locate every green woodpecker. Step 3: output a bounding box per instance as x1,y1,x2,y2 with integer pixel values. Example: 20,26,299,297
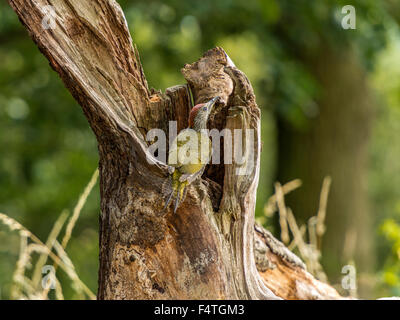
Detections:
164,96,219,213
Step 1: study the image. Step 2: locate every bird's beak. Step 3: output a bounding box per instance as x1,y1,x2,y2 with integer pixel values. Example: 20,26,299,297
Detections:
206,96,219,111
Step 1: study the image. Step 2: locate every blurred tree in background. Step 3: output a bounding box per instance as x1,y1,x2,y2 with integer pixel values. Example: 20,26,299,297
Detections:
0,0,400,299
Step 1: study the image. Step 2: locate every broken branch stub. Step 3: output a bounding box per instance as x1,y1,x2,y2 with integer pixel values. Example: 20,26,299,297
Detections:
182,48,278,299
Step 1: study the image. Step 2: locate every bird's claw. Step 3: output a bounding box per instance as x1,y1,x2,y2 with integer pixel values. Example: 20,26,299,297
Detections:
179,169,204,184
168,166,175,175
179,173,191,182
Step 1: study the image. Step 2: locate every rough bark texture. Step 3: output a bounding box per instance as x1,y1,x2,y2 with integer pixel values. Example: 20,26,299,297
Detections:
9,0,342,300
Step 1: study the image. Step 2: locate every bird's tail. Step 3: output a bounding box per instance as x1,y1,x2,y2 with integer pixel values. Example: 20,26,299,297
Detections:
162,170,188,213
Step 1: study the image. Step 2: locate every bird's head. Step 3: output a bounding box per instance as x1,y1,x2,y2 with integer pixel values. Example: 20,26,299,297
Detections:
188,96,219,130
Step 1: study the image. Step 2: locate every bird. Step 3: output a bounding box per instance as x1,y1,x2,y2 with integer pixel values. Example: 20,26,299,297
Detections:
164,96,219,213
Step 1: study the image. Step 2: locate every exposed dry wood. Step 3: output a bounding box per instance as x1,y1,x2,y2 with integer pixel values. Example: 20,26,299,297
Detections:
8,0,342,300
254,225,341,300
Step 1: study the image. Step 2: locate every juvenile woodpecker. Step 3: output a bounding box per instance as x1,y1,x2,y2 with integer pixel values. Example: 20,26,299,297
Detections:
164,96,219,213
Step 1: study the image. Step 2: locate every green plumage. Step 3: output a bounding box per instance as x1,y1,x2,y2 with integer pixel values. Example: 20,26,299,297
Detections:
164,130,212,213
163,96,218,213
168,130,212,174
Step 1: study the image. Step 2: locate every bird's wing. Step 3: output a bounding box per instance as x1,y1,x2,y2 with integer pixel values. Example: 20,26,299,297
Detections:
167,129,192,168
168,129,212,173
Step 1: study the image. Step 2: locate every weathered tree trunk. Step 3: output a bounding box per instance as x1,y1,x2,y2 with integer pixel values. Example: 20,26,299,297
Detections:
9,0,342,300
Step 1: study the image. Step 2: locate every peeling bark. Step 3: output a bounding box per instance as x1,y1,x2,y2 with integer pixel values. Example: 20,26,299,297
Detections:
8,0,342,300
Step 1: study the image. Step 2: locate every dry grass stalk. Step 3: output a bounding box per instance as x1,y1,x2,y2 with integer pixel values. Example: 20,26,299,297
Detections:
41,168,99,299
265,177,332,282
316,176,331,249
62,169,99,248
286,209,309,261
11,243,48,299
0,212,94,299
31,210,69,290
288,224,306,251
264,179,302,216
275,182,290,244
0,168,99,300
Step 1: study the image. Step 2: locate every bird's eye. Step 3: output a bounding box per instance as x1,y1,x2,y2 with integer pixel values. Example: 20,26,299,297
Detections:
202,106,207,111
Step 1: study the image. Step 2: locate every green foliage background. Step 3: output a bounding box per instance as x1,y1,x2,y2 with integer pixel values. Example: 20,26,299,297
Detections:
0,0,400,298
